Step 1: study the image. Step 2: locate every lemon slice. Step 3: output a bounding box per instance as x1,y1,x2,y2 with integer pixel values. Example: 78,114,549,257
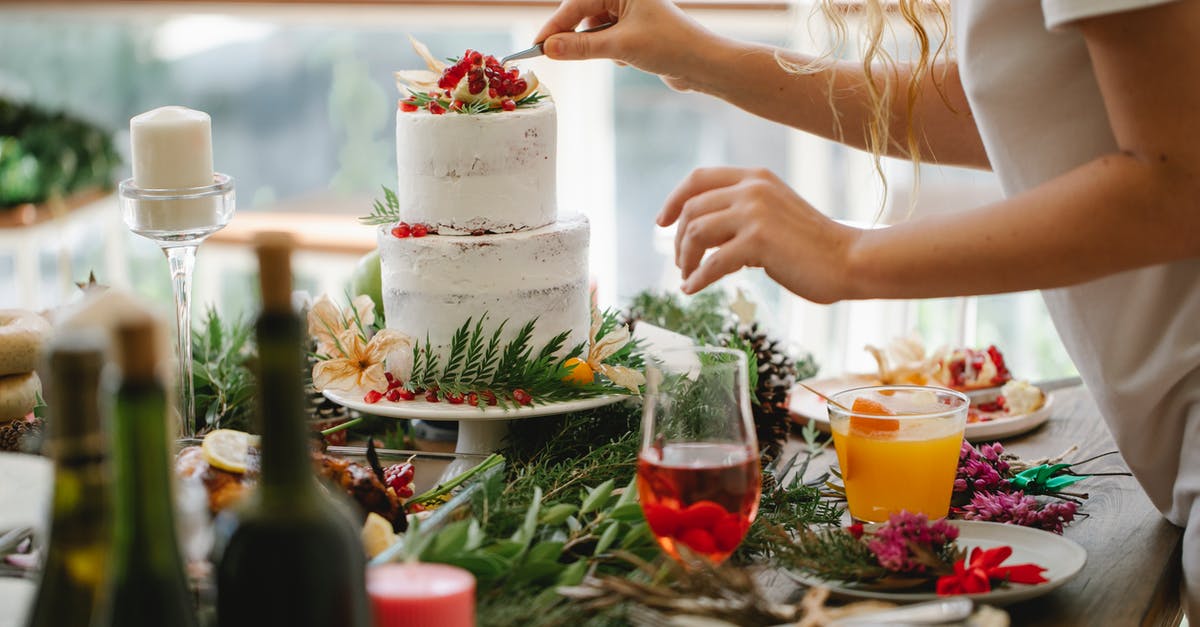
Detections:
361,512,396,559
201,429,258,474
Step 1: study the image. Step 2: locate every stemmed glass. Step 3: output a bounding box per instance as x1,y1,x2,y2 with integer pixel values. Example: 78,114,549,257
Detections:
637,346,761,565
119,174,235,438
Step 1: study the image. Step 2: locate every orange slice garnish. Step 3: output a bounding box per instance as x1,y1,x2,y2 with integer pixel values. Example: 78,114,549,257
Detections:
850,396,900,433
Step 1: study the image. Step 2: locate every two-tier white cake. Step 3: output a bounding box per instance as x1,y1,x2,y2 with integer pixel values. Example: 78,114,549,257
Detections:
378,98,591,362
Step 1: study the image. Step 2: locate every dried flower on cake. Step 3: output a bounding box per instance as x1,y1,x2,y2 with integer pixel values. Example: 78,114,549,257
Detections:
585,308,645,394
307,293,412,394
312,327,410,394
308,294,376,357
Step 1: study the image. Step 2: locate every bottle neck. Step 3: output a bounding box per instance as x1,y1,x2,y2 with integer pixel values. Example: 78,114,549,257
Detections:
255,312,316,497
111,379,183,563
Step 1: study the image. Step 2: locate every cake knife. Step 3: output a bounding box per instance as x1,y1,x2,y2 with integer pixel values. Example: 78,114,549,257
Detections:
501,22,616,65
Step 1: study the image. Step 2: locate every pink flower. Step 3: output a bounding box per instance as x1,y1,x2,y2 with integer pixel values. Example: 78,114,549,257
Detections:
958,490,1077,534
865,511,958,574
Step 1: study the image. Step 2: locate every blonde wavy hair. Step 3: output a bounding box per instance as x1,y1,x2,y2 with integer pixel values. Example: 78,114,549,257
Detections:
779,0,952,213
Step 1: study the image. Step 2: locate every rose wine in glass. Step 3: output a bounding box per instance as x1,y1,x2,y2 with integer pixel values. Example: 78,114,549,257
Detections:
639,346,761,565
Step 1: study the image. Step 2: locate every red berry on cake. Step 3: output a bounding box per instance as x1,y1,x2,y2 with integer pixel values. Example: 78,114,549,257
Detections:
391,223,411,238
397,388,416,401
411,224,429,237
445,392,465,405
513,388,532,405
386,388,402,402
424,390,439,402
399,99,419,112
501,99,516,111
364,390,384,404
427,101,447,115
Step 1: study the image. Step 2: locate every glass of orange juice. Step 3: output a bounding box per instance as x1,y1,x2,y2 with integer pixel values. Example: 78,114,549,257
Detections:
828,385,969,523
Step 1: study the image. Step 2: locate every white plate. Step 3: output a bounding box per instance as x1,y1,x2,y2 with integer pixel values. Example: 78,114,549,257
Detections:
787,520,1087,606
322,389,628,421
787,378,1053,442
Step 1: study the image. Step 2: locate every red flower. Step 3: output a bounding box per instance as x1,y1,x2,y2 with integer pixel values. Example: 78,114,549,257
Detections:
847,523,864,539
936,546,1048,596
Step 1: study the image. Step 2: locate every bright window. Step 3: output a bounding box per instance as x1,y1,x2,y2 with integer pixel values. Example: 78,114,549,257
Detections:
0,2,1076,381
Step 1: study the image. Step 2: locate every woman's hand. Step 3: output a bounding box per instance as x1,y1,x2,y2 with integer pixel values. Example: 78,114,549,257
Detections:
658,167,862,304
533,0,721,91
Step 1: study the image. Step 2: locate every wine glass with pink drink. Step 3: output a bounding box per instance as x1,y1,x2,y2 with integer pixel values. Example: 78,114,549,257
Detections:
637,346,761,565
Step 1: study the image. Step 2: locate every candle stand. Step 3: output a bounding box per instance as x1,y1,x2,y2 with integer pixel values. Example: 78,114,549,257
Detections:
119,174,235,438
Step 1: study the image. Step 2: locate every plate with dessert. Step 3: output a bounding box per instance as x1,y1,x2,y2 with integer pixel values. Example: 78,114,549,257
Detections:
788,339,1052,441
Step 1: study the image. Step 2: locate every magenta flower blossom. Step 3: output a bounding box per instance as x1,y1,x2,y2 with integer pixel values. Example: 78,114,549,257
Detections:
866,511,959,573
958,490,1078,534
955,441,1012,496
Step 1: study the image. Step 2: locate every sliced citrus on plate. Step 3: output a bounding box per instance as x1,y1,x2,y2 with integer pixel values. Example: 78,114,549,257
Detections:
361,512,397,559
201,429,259,474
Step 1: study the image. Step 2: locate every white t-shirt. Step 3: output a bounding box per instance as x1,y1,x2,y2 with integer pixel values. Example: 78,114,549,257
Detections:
954,0,1200,572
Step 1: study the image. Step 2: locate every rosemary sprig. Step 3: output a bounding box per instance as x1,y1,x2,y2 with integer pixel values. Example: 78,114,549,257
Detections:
359,185,401,226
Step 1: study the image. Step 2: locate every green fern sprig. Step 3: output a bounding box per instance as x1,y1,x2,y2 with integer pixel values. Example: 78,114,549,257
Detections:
360,186,401,226
401,314,638,406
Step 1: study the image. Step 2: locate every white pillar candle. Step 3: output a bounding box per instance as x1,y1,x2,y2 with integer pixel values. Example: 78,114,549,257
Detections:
128,106,222,232
130,106,213,189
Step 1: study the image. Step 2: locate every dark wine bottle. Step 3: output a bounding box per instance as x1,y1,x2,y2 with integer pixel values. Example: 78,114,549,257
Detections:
26,331,110,627
98,315,199,627
214,233,369,627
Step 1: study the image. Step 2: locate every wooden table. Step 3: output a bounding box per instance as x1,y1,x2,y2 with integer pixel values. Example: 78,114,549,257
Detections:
779,384,1185,626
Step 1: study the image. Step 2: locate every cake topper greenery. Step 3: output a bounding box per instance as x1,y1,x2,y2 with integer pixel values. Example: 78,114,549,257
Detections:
305,293,645,408
395,36,548,115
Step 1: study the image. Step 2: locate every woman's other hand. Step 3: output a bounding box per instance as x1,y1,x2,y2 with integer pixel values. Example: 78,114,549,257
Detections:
533,0,719,91
658,167,862,303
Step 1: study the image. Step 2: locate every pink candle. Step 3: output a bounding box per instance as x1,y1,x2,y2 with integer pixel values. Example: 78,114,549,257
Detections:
367,563,475,627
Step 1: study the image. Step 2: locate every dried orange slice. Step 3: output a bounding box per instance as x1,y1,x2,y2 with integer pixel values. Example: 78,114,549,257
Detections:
850,396,900,433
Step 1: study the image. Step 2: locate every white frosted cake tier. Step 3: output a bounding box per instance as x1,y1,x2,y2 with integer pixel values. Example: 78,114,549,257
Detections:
395,101,557,235
379,214,591,362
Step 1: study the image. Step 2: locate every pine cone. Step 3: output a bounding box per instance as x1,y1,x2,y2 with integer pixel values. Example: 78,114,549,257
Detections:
722,321,799,463
304,342,349,424
0,418,44,454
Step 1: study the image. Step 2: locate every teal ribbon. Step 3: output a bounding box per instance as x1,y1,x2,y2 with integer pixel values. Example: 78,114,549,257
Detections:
1007,463,1090,494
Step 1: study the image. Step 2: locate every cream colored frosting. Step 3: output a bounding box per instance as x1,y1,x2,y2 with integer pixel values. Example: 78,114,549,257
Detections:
394,101,556,235
378,215,590,363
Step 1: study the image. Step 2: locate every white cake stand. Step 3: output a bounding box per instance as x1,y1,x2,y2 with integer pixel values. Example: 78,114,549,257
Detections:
322,390,630,455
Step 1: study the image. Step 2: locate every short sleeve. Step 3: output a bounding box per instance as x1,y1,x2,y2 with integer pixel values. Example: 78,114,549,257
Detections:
1043,0,1180,29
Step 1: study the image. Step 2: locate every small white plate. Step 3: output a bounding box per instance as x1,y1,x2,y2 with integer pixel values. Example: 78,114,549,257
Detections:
322,389,628,421
787,520,1087,606
788,378,1053,442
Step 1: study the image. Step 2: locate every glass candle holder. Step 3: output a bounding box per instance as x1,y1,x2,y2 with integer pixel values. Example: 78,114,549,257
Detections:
119,174,235,438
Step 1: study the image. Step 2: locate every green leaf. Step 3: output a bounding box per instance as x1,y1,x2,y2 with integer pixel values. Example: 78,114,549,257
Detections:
620,521,654,549
511,486,543,547
613,475,638,508
594,522,620,555
538,503,578,527
608,503,645,523
486,540,526,561
580,479,615,515
439,553,510,581
427,519,471,559
555,559,588,587
527,541,565,564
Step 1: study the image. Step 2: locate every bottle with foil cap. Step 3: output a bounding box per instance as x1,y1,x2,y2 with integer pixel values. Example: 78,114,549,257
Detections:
96,315,198,627
214,233,369,627
26,330,111,627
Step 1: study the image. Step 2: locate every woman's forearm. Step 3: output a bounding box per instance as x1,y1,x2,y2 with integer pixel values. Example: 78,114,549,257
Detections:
844,151,1200,299
681,37,989,169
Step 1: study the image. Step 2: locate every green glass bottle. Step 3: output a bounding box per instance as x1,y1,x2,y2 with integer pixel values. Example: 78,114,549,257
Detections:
98,315,198,627
214,233,369,627
26,331,110,627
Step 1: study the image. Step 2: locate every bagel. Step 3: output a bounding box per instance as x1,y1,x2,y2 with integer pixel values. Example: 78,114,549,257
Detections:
0,310,51,377
0,372,40,421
